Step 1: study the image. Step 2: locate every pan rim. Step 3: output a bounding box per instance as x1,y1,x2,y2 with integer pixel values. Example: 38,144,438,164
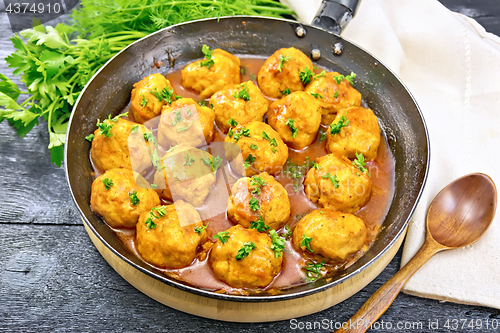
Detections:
64,15,430,302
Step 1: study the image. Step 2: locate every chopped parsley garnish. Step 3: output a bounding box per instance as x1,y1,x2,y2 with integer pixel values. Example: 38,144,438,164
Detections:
150,87,177,104
85,134,94,142
286,118,299,138
321,173,339,188
236,242,257,261
310,92,323,99
250,144,258,150
249,73,257,80
299,66,314,84
143,131,164,171
233,127,251,142
187,109,193,118
201,155,223,175
333,72,357,85
182,154,195,166
303,261,325,281
249,197,260,211
334,90,339,98
261,131,278,147
244,154,256,169
151,184,158,189
319,128,327,141
214,231,230,244
194,223,208,235
172,110,183,126
232,84,251,101
198,99,206,106
281,88,291,96
102,178,113,190
176,121,193,132
131,125,138,133
240,67,246,74
283,225,293,239
96,112,127,137
129,190,140,206
226,118,238,127
313,162,322,170
353,152,369,175
285,160,307,192
270,229,285,258
277,54,291,72
145,206,168,229
199,44,215,68
228,128,234,138
315,70,326,79
140,94,148,107
301,234,314,252
250,175,267,195
329,115,350,135
250,216,270,232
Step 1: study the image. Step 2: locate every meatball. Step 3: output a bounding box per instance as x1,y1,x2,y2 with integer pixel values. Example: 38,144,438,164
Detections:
157,98,215,149
90,168,160,228
181,47,241,99
91,117,151,173
257,47,313,98
153,144,217,207
267,91,322,149
224,121,288,176
209,81,268,134
136,201,207,268
227,172,290,231
292,209,368,262
326,106,381,161
304,153,371,213
209,225,282,288
130,73,178,124
304,71,362,125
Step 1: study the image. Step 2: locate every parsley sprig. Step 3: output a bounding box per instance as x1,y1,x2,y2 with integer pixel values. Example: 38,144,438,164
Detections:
261,131,278,148
201,155,223,175
321,173,339,188
182,154,195,166
145,206,168,229
150,87,178,104
303,261,325,281
214,231,230,244
102,178,113,190
286,118,299,138
333,72,357,85
232,84,251,101
281,88,291,96
198,44,215,68
96,112,128,138
129,190,140,205
249,197,260,211
236,242,257,260
270,229,285,258
244,154,256,169
301,234,314,252
353,152,369,175
277,54,291,72
250,175,266,195
329,115,350,135
232,126,251,142
194,223,208,235
250,216,270,232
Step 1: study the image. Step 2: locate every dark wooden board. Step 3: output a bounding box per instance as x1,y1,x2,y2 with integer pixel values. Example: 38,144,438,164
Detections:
1,1,500,332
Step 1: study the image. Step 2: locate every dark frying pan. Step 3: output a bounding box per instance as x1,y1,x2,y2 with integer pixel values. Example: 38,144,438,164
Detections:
64,0,429,313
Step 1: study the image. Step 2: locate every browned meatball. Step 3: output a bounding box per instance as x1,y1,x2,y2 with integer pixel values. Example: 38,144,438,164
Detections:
304,72,362,125
153,144,218,207
224,121,288,176
304,153,371,213
91,117,151,173
267,91,322,149
292,209,368,262
136,201,207,268
209,81,268,134
227,172,290,231
257,47,313,98
181,47,241,99
326,106,381,161
157,98,215,149
209,225,282,288
130,73,178,124
90,168,160,228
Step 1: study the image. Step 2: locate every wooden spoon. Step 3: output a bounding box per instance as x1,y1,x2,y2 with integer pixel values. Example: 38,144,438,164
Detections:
334,173,497,333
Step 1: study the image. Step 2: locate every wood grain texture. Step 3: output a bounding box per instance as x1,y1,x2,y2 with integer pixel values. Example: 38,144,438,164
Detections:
1,2,500,332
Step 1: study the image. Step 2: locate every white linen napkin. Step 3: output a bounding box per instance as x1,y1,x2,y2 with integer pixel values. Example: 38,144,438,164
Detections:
285,0,500,309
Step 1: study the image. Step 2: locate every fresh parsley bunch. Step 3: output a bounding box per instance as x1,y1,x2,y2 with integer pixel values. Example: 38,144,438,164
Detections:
0,0,294,167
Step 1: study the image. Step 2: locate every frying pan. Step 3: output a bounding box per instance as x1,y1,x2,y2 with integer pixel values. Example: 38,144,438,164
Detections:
65,0,429,321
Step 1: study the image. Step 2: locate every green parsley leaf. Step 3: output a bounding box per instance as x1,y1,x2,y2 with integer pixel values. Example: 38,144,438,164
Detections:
150,87,176,104
353,152,369,175
226,118,238,127
187,108,193,118
270,229,285,258
240,67,246,74
85,134,94,142
250,144,258,150
235,241,257,261
301,234,314,252
283,225,293,239
249,73,257,80
277,54,291,72
333,72,356,85
249,197,260,211
286,118,299,138
131,125,138,133
315,70,326,79
144,206,167,229
176,121,193,132
281,88,291,96
182,154,195,166
172,110,183,126
299,66,314,84
334,90,339,98
214,231,230,244
102,178,113,190
151,184,158,189
129,190,140,205
194,223,208,235
310,92,323,99
198,99,206,106
261,131,278,147
303,261,325,281
250,175,267,195
201,155,223,175
232,84,251,101
228,128,234,138
233,126,251,142
96,117,113,138
244,154,256,169
199,44,215,68
321,173,340,188
329,115,350,135
250,216,270,232
140,94,148,107
313,162,321,170
318,128,327,142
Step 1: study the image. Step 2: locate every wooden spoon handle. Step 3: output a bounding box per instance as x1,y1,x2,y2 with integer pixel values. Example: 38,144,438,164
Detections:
334,237,445,333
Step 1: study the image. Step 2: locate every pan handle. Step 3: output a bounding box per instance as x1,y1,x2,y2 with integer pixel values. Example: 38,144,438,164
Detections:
311,0,361,34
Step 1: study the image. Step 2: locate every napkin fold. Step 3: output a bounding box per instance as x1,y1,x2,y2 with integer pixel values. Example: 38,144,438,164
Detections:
286,0,500,309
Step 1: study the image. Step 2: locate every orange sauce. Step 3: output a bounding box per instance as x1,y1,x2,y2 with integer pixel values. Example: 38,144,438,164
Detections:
99,57,395,295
